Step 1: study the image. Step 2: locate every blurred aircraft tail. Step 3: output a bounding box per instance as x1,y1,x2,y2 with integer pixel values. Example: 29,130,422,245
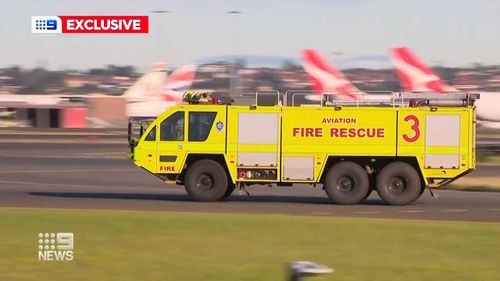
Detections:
389,47,457,92
163,65,197,102
301,49,362,100
123,62,168,101
125,63,197,118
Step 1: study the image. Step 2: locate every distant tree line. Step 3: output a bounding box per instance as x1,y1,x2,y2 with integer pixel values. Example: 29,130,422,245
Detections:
0,65,137,94
2,62,500,94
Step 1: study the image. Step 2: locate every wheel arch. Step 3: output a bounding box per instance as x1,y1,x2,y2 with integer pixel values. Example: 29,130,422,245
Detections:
177,154,232,184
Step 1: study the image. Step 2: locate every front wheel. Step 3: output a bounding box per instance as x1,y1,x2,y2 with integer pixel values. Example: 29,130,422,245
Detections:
184,159,229,202
324,161,370,205
376,162,422,205
221,183,236,199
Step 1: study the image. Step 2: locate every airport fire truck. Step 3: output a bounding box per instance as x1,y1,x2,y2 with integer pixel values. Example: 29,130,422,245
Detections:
128,91,478,205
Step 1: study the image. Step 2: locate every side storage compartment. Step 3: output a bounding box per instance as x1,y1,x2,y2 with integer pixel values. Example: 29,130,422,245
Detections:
226,106,281,183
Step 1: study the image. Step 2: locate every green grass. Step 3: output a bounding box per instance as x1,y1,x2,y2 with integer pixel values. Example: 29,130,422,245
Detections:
446,184,500,192
0,208,499,281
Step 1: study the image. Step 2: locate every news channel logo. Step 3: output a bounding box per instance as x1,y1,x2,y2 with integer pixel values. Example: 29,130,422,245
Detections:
31,16,62,33
38,232,74,261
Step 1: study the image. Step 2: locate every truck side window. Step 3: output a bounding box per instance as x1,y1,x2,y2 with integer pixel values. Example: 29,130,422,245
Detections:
144,126,156,141
189,112,217,141
160,111,184,141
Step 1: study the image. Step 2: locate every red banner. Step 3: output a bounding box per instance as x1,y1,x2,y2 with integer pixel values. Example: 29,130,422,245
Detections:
59,16,148,33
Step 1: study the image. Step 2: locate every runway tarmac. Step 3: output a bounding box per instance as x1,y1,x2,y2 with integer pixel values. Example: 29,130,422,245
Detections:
0,136,499,222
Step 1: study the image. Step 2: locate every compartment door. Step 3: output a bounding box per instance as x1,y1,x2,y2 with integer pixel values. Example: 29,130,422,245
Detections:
227,107,281,182
424,114,461,169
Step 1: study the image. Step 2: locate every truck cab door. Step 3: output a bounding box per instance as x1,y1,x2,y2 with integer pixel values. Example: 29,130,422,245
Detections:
134,125,158,173
157,110,187,176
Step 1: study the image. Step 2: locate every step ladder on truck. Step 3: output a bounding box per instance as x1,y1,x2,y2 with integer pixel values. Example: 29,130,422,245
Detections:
127,90,479,205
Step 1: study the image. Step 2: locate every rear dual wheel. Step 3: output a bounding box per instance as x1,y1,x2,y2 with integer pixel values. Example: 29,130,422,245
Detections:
376,162,422,205
324,161,370,204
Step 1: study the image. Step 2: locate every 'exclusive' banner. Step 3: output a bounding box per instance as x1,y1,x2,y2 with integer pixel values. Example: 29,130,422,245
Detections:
32,16,149,34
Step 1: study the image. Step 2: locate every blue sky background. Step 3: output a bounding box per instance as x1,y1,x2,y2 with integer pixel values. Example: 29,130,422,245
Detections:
1,0,499,70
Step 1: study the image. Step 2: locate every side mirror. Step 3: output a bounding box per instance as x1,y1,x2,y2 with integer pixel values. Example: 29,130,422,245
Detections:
128,138,138,153
139,124,144,137
127,120,132,142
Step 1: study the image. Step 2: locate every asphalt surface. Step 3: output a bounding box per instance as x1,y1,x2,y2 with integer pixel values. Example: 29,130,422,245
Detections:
0,136,499,222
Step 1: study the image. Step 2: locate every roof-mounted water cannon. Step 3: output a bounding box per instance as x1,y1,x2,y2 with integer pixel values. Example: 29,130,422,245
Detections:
183,89,221,105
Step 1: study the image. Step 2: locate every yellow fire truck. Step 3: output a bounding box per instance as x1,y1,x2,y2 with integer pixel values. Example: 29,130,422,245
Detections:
128,91,478,205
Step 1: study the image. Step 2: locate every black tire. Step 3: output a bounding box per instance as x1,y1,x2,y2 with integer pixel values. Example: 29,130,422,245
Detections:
222,183,236,199
419,185,426,196
364,187,374,200
376,162,422,205
364,175,376,200
324,161,370,204
184,159,229,202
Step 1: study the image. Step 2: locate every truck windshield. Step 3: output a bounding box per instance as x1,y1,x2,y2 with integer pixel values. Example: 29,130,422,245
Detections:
144,126,156,141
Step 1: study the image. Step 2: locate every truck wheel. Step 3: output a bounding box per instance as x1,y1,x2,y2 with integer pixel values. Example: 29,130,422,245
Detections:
419,186,426,196
364,187,373,200
222,183,236,199
324,161,370,204
364,175,376,200
376,162,422,205
184,159,229,202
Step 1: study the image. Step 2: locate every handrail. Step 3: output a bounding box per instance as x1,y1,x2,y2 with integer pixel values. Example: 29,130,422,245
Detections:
254,90,285,106
247,90,478,108
286,91,395,107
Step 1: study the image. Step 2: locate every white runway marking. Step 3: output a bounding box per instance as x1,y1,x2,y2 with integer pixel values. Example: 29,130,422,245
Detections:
0,179,116,189
0,130,123,136
0,139,122,144
0,168,134,174
0,179,167,192
77,152,125,156
354,211,380,214
399,210,426,213
440,209,469,212
2,155,125,159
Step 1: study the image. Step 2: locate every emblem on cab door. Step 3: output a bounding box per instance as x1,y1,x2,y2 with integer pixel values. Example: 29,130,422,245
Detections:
216,121,224,131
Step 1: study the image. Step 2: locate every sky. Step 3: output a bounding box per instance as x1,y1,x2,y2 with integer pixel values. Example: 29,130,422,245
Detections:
1,0,500,71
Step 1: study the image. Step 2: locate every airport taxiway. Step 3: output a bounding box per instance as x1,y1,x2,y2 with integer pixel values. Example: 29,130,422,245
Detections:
0,132,499,222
